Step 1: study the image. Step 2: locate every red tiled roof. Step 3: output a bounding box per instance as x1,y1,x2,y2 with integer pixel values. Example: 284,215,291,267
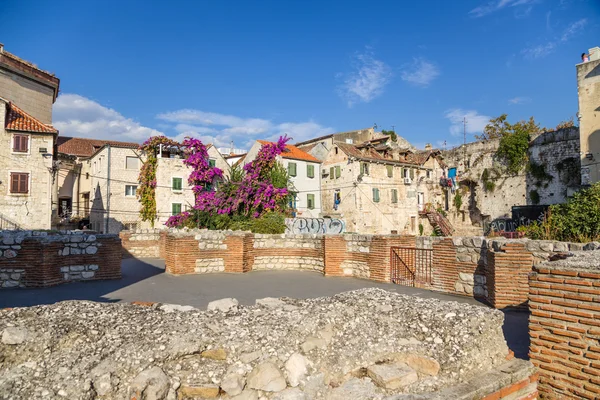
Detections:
57,137,139,157
335,142,442,167
4,102,58,134
257,140,321,163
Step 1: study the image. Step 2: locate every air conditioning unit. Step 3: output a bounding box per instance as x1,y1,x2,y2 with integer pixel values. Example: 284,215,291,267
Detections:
404,177,412,185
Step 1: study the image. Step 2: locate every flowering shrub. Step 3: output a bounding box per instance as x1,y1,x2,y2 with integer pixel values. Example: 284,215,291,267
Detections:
165,211,191,228
182,137,223,206
137,136,180,225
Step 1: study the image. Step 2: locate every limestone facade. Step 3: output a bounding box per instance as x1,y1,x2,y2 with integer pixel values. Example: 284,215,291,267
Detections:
577,49,600,185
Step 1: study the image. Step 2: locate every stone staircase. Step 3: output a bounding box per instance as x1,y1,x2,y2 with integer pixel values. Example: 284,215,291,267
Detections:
424,211,454,236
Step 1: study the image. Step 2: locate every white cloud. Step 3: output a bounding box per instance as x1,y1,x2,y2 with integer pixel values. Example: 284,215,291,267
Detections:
508,96,532,105
158,110,335,149
53,94,163,141
522,18,587,59
444,109,491,137
53,94,335,150
469,0,538,18
337,50,392,107
401,57,440,87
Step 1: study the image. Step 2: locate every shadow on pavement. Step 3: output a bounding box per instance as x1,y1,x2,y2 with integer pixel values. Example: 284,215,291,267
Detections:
0,258,164,308
502,310,530,360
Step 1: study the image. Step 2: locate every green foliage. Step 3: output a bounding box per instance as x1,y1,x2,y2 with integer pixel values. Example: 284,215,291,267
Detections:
436,207,447,217
453,192,463,210
519,183,600,242
481,168,496,192
496,129,530,175
228,163,245,183
476,114,541,141
529,189,540,205
270,161,290,189
419,223,424,236
190,210,287,234
528,161,553,187
381,129,398,142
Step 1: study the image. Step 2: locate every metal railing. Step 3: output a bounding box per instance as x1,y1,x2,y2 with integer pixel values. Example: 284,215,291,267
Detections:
390,247,433,287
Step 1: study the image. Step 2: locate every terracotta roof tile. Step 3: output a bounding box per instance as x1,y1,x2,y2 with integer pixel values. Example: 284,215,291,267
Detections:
257,140,321,163
335,142,442,167
57,137,139,157
4,102,58,134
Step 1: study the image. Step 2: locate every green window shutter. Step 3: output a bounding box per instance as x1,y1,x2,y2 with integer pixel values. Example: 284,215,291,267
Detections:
307,164,314,178
172,177,182,191
307,194,315,209
387,165,393,178
335,165,341,179
288,162,297,177
392,189,398,203
172,203,182,215
209,159,216,167
361,162,369,175
330,167,334,180
373,188,380,203
410,168,415,180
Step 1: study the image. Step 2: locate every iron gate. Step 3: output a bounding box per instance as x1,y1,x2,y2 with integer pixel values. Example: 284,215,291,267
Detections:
390,247,433,287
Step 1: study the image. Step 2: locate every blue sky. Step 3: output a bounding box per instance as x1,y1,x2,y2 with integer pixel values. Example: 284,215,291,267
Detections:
1,0,599,150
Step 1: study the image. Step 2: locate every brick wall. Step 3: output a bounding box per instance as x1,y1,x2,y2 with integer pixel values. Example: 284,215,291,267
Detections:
120,230,162,258
0,231,121,288
529,254,600,399
487,242,533,310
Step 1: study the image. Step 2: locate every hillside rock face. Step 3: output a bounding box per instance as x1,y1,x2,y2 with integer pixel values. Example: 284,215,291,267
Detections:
0,288,509,399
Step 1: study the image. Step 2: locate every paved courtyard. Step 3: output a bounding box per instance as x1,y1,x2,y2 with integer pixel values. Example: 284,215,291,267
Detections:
0,258,530,359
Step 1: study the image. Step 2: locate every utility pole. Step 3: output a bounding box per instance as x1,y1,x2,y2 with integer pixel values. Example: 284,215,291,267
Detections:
463,117,467,169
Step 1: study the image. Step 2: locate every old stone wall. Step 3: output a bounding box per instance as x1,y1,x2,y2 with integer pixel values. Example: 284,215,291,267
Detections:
252,234,324,272
120,230,165,258
578,56,600,185
0,230,121,288
440,128,582,236
529,252,600,399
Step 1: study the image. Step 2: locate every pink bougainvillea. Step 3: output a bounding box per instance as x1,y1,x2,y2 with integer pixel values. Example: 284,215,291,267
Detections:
163,135,291,228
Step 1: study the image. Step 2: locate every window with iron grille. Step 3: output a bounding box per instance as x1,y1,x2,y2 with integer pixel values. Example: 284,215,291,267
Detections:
10,172,29,194
13,135,29,153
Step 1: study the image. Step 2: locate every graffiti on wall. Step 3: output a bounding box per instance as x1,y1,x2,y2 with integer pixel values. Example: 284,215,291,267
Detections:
484,205,547,235
285,218,345,234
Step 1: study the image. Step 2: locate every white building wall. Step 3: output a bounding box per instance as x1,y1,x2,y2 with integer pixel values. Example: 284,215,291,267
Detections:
280,158,321,218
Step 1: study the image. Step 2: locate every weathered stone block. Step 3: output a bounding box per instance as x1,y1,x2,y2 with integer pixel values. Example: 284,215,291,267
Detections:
367,362,418,390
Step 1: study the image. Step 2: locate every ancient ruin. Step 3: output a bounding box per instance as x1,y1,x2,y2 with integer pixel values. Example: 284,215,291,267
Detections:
0,288,536,399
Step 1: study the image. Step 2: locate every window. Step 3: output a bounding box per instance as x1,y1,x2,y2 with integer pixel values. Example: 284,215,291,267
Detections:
172,203,182,215
10,173,29,194
13,135,28,153
361,162,369,175
125,185,138,197
387,165,393,178
372,188,380,203
334,147,339,154
307,194,315,209
391,189,398,203
172,177,183,192
126,156,139,170
288,162,297,177
209,159,216,167
403,168,409,178
410,168,415,180
330,167,334,180
307,164,315,178
335,166,341,179
427,170,432,179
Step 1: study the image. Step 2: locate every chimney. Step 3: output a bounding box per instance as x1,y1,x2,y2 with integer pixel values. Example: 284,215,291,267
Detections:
425,143,432,151
0,44,4,54
589,47,600,62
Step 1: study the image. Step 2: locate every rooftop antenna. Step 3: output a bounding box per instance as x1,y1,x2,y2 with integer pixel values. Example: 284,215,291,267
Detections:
373,123,378,130
391,125,395,132
230,140,234,154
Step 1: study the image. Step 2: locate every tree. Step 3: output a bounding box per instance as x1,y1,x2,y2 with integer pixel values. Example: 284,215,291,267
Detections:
381,129,398,142
476,114,542,141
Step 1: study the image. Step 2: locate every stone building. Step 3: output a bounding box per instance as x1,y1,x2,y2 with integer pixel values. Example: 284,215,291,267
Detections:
577,46,600,185
243,140,322,217
0,44,60,229
320,138,444,234
81,141,229,233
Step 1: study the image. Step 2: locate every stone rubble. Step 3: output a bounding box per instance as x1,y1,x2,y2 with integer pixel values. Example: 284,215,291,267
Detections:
0,288,511,399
